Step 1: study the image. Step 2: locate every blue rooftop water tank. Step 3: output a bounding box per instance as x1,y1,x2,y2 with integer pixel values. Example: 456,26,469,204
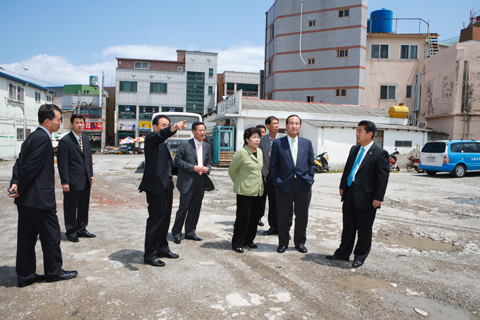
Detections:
370,8,393,33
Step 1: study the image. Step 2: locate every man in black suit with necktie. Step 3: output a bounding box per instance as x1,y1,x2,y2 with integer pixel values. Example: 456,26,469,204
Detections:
7,104,77,287
171,121,214,244
270,115,315,254
327,120,390,268
139,115,186,267
57,114,95,242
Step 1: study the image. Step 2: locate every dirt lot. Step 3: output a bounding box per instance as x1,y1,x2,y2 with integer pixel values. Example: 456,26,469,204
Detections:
0,154,479,319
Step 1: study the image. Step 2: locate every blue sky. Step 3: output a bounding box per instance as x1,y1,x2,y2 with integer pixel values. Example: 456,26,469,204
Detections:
1,0,474,87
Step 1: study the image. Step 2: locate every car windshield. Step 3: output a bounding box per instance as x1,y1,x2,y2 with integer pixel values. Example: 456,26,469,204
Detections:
422,142,446,153
167,116,200,130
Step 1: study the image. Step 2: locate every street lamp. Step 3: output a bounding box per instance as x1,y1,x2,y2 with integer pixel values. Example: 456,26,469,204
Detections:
15,65,28,77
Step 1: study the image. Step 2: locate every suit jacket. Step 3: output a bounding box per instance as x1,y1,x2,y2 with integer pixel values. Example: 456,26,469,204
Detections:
10,127,56,211
228,146,264,197
259,134,273,177
270,135,315,194
57,131,94,191
174,138,214,194
339,143,390,210
138,127,176,195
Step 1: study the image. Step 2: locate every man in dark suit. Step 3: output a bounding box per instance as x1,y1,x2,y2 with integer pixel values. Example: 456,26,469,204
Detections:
6,104,77,287
255,124,267,227
258,116,280,236
270,115,315,254
139,115,186,267
326,120,389,268
57,114,95,242
172,122,213,244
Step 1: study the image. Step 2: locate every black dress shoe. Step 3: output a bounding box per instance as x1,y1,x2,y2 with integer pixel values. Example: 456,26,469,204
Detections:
247,243,258,249
352,261,364,268
66,234,79,242
18,274,46,288
144,258,165,267
277,245,287,253
295,244,308,253
326,255,349,261
263,228,278,236
77,231,96,238
160,251,179,259
46,270,78,282
185,235,202,241
258,220,264,226
173,236,181,244
233,247,244,253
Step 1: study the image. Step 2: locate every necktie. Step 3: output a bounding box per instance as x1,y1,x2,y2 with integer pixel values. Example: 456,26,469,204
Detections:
79,136,83,152
197,142,203,167
347,147,365,187
291,138,297,166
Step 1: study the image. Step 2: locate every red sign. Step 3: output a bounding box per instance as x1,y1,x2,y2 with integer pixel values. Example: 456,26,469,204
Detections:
85,122,104,130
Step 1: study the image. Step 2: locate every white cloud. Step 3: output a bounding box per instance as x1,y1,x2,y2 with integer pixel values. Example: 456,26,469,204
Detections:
0,43,265,88
215,44,264,73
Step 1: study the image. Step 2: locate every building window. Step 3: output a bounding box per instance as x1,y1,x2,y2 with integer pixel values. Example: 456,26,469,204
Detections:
335,89,347,97
338,9,350,18
270,24,275,41
25,128,31,138
208,86,213,94
371,44,389,59
308,20,316,27
406,85,413,98
35,92,41,102
186,72,205,114
150,82,167,93
308,58,316,65
118,105,137,119
9,83,24,102
267,94,272,100
337,49,349,58
395,140,412,148
177,66,183,72
237,83,258,97
47,95,52,102
226,83,235,95
17,128,24,141
400,45,418,60
268,60,273,75
119,81,137,92
307,96,314,102
139,106,159,120
79,107,101,119
380,85,396,100
162,106,183,112
134,62,149,69
209,68,213,77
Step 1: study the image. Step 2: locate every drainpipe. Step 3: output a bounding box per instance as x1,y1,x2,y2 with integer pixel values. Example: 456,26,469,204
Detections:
462,60,469,140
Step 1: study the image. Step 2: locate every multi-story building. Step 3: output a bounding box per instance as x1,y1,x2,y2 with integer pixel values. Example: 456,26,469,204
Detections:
115,50,218,144
264,0,368,105
0,71,54,159
217,71,260,102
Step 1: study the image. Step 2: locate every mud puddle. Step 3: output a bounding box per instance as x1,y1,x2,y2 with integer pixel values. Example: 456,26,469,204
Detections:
376,233,461,252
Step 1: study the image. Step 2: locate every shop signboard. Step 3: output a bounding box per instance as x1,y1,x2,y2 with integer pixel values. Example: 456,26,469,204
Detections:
119,123,136,130
139,121,152,130
85,122,104,130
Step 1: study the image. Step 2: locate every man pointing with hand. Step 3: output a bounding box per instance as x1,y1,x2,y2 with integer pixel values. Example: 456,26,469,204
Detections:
139,115,187,267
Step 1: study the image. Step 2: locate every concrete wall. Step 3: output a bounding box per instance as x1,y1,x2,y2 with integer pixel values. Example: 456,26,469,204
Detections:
416,42,480,140
365,34,427,109
265,0,367,105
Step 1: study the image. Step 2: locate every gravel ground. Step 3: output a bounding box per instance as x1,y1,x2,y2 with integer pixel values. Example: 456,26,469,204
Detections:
0,154,479,320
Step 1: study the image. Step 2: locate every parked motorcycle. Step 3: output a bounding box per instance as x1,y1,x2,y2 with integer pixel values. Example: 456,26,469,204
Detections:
389,149,400,171
314,152,329,173
406,156,424,173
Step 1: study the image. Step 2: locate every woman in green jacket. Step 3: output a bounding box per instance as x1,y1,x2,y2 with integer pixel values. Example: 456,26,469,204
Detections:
228,127,264,253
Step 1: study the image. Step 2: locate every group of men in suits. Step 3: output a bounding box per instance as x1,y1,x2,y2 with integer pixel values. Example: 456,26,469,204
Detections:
139,115,213,267
257,116,389,267
7,105,81,287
